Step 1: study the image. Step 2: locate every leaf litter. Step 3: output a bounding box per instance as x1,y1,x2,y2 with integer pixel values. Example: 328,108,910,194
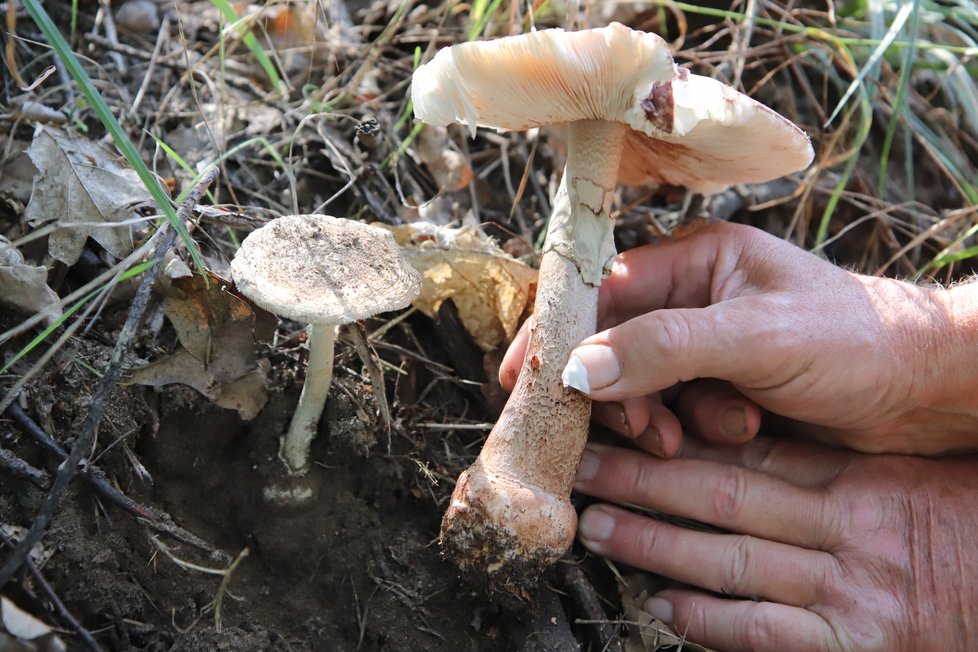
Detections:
23,125,154,266
0,0,976,651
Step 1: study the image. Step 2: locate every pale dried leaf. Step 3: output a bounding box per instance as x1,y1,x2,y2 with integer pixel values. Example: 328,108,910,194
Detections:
384,223,536,351
1,597,66,652
129,271,276,420
620,574,714,652
0,237,60,324
130,351,270,420
415,125,473,193
23,125,154,265
0,144,37,204
0,526,52,569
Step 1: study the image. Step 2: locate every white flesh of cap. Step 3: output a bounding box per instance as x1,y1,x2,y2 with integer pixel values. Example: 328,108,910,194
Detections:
412,22,814,193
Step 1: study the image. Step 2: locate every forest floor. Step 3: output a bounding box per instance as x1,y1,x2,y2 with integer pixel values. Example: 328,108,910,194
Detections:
1,0,976,650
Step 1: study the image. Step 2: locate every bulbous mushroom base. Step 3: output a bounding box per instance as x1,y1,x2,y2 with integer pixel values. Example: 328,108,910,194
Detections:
439,462,577,601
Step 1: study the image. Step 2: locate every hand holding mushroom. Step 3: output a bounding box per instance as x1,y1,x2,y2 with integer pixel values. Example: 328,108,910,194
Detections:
412,22,813,594
502,222,978,457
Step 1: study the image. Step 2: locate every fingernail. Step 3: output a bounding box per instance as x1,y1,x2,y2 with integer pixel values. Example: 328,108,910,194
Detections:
578,508,616,544
635,425,663,457
720,406,747,438
616,403,632,437
562,344,621,394
575,449,600,484
644,596,673,623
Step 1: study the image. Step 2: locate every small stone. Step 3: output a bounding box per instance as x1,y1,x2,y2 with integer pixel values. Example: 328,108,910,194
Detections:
115,0,161,33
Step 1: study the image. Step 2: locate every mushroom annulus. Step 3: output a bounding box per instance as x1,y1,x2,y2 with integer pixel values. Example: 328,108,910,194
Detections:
411,22,815,595
230,214,422,476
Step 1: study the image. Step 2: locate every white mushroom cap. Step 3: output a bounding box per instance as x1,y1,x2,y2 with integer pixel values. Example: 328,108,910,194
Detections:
412,22,814,193
230,214,422,325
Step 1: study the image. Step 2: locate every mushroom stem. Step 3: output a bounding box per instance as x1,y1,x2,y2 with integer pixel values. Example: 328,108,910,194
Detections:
280,322,338,475
440,120,627,594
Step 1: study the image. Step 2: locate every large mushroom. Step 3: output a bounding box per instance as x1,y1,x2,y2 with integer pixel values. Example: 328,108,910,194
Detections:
230,214,422,476
412,23,814,594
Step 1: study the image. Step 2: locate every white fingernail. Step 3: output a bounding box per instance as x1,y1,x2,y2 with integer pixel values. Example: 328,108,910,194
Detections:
562,353,590,393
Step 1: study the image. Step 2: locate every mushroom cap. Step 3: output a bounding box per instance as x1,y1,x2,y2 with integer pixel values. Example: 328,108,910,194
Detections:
412,22,814,193
230,214,422,324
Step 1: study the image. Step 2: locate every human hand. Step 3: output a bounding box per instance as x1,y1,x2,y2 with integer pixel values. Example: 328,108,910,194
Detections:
500,222,978,456
573,437,978,652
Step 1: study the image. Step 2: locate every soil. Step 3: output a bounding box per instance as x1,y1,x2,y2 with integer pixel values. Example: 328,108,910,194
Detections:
1,305,618,651
3,0,975,650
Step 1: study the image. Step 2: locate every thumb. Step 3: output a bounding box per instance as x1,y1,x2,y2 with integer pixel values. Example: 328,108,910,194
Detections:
562,299,781,401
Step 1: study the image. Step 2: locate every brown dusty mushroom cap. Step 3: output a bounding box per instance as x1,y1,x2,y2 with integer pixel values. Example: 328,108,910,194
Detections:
412,22,814,194
230,214,422,324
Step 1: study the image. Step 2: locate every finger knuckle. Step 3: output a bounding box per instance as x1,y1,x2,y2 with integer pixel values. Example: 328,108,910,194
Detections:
654,312,693,367
633,519,665,563
720,535,752,596
738,603,781,650
709,465,748,523
680,597,714,642
622,455,658,503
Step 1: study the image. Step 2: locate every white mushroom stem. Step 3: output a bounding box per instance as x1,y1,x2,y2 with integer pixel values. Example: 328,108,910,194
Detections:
440,120,627,591
280,322,338,475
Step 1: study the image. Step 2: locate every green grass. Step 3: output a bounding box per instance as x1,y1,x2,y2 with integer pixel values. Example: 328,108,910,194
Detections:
207,0,286,97
656,0,977,272
22,0,206,273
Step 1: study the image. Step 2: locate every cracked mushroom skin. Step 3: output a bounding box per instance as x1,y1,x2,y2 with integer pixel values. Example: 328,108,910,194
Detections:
413,22,814,595
230,214,421,476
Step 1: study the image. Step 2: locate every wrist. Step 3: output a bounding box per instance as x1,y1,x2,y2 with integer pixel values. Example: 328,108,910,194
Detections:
913,280,978,449
939,281,978,409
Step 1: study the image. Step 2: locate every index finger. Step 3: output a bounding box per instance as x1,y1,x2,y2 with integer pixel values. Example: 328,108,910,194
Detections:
597,222,822,329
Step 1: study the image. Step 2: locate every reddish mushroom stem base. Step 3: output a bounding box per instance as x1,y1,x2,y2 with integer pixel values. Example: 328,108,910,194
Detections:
440,120,626,598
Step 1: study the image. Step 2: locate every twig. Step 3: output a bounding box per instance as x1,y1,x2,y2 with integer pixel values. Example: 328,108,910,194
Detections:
5,403,224,558
557,562,624,652
347,321,392,450
0,447,48,485
0,529,103,651
0,169,220,587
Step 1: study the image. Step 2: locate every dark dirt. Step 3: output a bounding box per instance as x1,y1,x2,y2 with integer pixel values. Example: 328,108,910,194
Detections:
4,1,975,650
0,306,620,651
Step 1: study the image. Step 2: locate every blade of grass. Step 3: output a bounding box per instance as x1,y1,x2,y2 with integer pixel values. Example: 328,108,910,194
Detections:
647,0,978,56
928,44,978,137
21,0,206,273
0,260,158,375
877,0,921,197
904,111,978,203
814,43,874,249
208,0,286,97
468,0,504,40
152,135,287,202
918,221,978,277
824,0,914,127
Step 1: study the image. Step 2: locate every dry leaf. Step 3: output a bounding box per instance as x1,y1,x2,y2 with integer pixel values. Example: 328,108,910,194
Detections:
23,125,154,266
0,236,61,324
385,223,536,351
415,125,473,193
0,597,66,652
130,270,276,420
0,142,37,205
620,574,715,652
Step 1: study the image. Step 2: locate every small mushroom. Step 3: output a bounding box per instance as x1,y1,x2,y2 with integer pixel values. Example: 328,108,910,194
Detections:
412,23,814,595
230,214,422,475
